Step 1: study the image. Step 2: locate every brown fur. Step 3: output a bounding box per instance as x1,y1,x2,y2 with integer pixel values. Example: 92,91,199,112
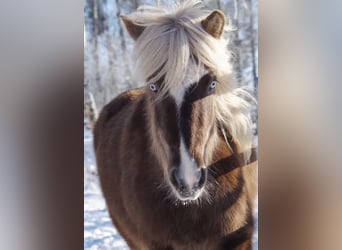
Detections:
201,10,226,39
121,15,145,41
94,86,257,250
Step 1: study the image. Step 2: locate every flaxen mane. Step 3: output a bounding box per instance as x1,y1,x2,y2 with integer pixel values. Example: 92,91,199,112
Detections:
128,0,254,160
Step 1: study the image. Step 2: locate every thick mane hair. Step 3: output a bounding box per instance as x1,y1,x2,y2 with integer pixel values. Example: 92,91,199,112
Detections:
128,0,254,160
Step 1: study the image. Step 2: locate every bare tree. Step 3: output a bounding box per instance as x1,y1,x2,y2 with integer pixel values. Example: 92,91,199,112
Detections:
216,0,221,10
84,81,98,130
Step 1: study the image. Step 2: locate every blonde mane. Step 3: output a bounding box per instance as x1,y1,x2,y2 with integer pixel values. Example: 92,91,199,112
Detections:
129,0,254,159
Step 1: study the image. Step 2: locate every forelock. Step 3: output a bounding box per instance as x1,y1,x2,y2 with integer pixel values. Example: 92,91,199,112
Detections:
130,0,232,98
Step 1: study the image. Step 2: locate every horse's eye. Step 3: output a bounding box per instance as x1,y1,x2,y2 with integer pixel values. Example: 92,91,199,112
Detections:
209,80,217,90
149,83,158,92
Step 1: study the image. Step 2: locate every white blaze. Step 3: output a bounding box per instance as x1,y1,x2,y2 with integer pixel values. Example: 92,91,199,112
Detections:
179,139,199,189
168,64,208,189
169,63,208,107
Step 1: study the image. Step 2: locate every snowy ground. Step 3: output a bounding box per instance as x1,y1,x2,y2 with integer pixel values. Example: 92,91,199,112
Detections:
84,123,258,249
84,124,129,250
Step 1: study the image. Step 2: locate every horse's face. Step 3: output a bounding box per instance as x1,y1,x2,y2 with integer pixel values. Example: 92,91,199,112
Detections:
148,72,217,202
122,8,227,202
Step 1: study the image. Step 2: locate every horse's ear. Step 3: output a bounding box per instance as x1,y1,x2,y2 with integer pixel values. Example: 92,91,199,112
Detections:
121,15,145,40
201,10,226,39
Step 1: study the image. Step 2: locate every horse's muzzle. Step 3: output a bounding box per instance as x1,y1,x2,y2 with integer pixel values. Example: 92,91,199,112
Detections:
170,168,207,200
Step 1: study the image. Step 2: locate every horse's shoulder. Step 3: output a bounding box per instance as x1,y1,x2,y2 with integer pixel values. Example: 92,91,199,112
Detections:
100,88,145,121
93,88,145,149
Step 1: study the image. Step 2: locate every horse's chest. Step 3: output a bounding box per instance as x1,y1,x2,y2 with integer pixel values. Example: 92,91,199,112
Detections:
143,205,225,243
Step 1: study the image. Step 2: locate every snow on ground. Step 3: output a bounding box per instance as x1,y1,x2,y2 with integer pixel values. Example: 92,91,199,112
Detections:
84,192,129,250
84,123,129,250
84,123,258,249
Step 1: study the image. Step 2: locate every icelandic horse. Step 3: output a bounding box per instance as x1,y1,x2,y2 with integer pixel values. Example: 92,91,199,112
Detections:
94,1,257,249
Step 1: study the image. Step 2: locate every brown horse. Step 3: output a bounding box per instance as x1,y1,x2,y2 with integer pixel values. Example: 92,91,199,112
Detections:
94,1,257,249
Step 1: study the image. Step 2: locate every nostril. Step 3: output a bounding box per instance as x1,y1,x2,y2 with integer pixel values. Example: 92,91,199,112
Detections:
197,168,207,188
171,169,187,190
170,169,179,186
171,169,185,188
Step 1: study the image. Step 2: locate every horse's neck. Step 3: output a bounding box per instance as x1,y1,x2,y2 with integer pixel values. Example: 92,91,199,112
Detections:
210,127,257,179
210,129,233,161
